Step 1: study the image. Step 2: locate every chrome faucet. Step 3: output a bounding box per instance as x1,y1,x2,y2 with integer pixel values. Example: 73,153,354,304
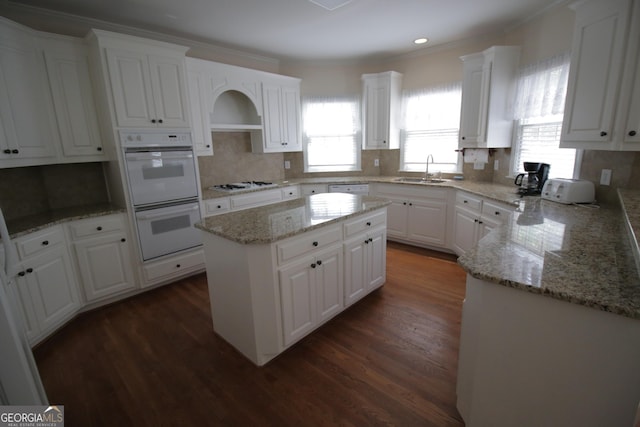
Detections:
423,154,434,181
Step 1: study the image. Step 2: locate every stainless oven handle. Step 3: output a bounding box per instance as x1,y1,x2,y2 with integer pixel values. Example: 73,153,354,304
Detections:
136,205,199,221
125,153,194,161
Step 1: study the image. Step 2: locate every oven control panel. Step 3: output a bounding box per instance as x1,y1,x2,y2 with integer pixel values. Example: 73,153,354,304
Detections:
120,131,193,148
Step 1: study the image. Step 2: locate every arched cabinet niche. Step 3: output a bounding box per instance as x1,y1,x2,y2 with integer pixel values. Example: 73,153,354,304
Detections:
210,89,262,130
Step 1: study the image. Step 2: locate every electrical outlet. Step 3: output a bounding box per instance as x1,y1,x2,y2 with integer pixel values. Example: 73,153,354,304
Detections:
494,159,499,171
374,158,380,167
600,169,612,186
284,160,291,169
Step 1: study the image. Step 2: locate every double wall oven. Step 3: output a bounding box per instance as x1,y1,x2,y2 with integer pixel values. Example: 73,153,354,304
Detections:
121,131,202,261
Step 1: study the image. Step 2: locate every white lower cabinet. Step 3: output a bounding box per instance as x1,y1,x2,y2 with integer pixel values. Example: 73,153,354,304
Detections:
279,244,343,346
374,184,448,248
13,226,81,344
344,227,386,307
452,191,514,255
300,184,328,195
141,248,205,286
68,214,136,302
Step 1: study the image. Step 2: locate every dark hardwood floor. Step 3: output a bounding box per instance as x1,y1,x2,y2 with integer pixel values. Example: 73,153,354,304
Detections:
34,241,467,426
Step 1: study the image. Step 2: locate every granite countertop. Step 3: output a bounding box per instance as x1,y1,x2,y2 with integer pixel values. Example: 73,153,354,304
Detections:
195,193,390,244
457,197,640,319
6,203,126,238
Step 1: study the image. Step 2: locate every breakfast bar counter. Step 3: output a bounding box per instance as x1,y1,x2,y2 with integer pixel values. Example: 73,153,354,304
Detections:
196,193,390,366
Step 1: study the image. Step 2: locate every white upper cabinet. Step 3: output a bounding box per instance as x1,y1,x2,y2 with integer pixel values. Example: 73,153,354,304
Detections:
0,18,58,166
185,60,213,156
561,0,640,150
459,46,520,148
254,75,302,153
89,30,190,129
362,71,402,150
39,35,105,160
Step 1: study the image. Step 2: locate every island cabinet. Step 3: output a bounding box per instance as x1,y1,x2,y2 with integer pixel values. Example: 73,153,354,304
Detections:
372,183,448,249
561,0,640,150
197,194,389,365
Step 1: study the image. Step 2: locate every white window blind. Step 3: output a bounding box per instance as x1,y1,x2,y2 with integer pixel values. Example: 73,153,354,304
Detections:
302,96,361,173
512,53,577,179
400,83,462,173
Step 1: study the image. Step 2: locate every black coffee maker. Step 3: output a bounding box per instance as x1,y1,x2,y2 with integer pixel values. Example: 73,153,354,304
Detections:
514,162,550,195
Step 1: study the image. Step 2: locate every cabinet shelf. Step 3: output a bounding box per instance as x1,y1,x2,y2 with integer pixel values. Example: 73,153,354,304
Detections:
211,124,263,131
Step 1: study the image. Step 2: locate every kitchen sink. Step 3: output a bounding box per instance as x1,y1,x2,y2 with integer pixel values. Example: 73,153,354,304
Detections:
393,177,448,184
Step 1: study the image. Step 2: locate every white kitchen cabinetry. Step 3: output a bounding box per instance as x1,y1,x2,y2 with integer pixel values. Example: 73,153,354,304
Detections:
301,184,328,195
39,35,105,161
186,63,213,156
203,197,231,217
279,244,343,346
67,214,136,302
254,76,302,153
142,248,205,286
374,184,448,248
560,0,640,150
13,226,81,345
459,46,520,148
281,185,300,200
230,188,283,210
452,191,514,255
0,18,58,167
362,71,402,150
342,209,387,306
89,30,190,129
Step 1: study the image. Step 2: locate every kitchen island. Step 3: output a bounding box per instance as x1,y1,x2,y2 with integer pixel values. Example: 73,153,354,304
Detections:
195,193,390,366
456,196,640,427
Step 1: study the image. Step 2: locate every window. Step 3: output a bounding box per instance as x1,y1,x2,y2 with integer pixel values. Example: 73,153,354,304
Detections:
400,83,462,173
511,53,579,179
302,96,361,173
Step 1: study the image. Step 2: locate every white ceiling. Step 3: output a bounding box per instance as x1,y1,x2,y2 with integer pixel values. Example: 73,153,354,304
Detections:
7,0,565,61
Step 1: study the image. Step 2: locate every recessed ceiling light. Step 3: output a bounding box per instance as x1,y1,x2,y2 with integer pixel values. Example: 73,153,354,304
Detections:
414,38,429,45
309,0,353,11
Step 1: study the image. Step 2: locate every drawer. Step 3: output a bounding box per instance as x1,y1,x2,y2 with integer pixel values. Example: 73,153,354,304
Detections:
204,197,231,216
481,201,514,223
143,249,205,282
301,184,328,195
231,188,282,210
281,186,300,200
16,226,65,259
456,191,482,212
68,214,126,240
276,225,342,265
343,210,387,238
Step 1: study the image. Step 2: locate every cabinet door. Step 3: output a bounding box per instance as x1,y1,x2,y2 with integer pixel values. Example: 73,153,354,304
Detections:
147,54,190,128
43,42,104,159
12,274,41,342
453,206,479,255
363,78,390,149
622,4,640,146
367,228,386,291
262,83,285,150
186,67,213,155
407,199,448,247
73,233,135,302
343,238,367,307
315,247,343,323
22,246,81,337
561,0,630,147
106,48,155,127
459,55,484,147
0,28,56,162
281,84,302,151
385,198,409,239
279,258,316,346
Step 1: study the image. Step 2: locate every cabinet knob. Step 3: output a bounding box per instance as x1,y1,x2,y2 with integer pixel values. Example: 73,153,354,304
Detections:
383,140,386,144
403,202,407,205
409,203,413,206
42,240,49,246
18,271,25,277
206,145,211,148
478,221,483,224
121,238,126,242
311,190,316,194
600,131,607,137
312,241,318,247
474,219,478,223
364,240,369,244
3,149,10,154
158,119,163,124
11,149,19,154
463,200,468,203
26,268,33,273
366,221,371,226
494,211,500,215
630,130,637,137
316,260,322,266
217,205,221,209
151,119,157,123
461,136,466,140
97,147,103,151
97,226,103,231
310,263,316,269
368,238,373,242
176,264,181,268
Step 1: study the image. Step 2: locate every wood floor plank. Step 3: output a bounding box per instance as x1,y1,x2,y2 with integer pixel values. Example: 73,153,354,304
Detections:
33,242,466,426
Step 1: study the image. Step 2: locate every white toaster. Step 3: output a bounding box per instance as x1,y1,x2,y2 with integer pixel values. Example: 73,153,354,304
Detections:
541,178,595,204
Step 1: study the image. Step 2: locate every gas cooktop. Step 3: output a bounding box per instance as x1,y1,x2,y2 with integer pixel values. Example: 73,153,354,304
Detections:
211,181,277,192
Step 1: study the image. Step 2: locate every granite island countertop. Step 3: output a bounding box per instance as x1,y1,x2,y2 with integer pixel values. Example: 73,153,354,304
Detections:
457,197,640,319
195,193,390,244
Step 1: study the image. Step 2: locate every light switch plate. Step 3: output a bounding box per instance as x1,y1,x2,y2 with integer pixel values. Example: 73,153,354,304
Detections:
600,169,612,186
284,160,291,169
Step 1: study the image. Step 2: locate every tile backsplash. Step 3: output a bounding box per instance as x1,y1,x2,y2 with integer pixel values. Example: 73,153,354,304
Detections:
0,162,109,220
